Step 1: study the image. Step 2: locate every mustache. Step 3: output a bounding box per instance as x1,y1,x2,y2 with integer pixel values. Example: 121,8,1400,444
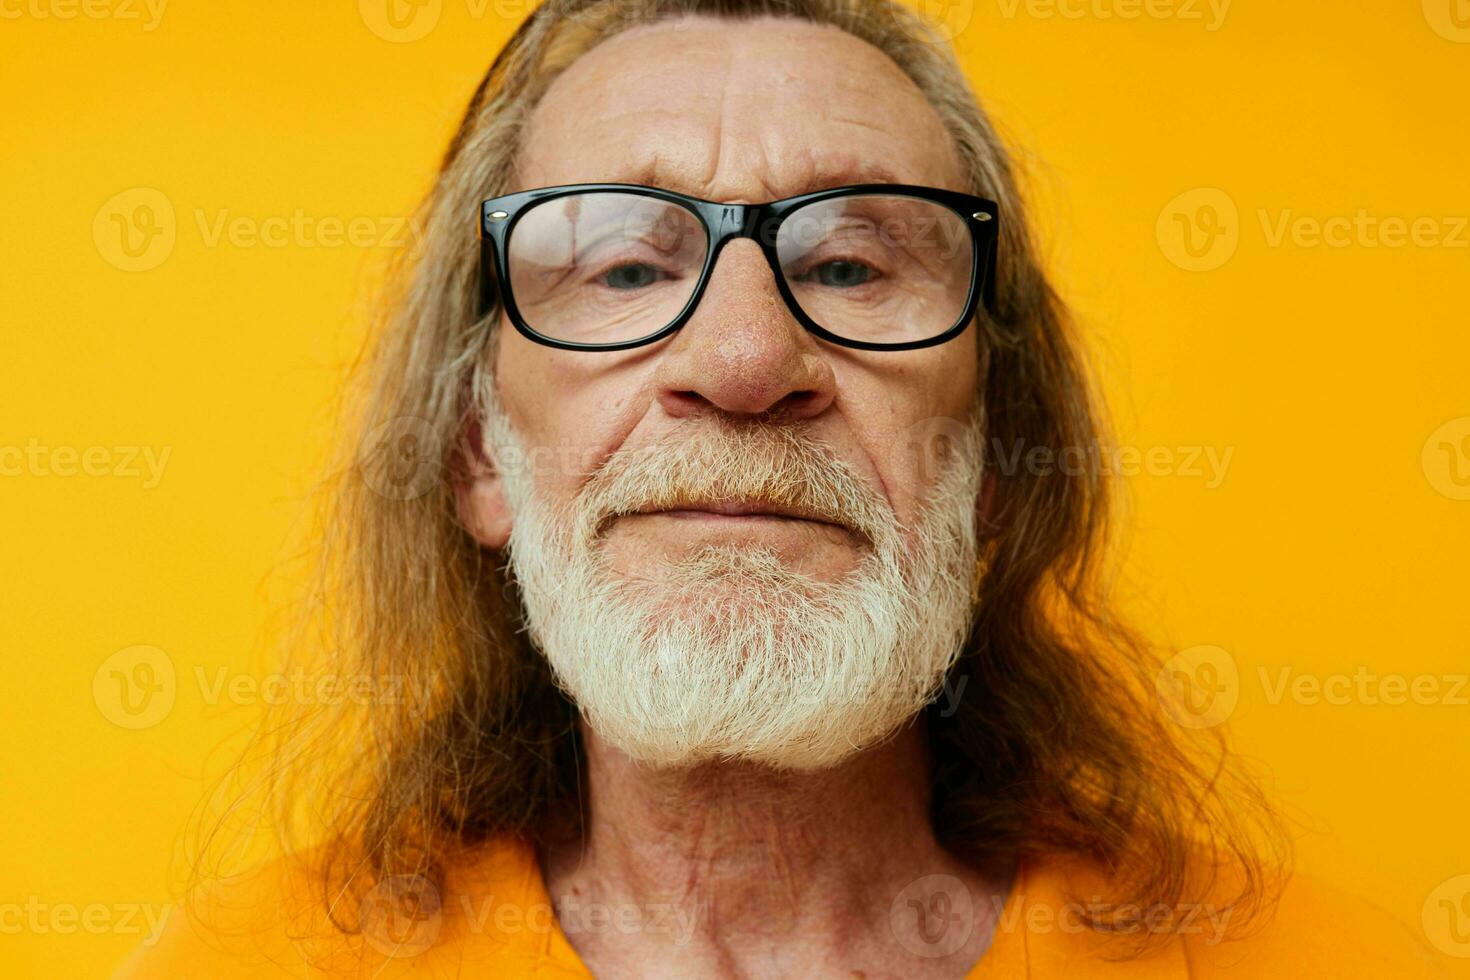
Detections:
575,422,893,545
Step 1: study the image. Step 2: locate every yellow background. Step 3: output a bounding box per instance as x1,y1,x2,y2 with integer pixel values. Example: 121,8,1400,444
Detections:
2,0,1467,975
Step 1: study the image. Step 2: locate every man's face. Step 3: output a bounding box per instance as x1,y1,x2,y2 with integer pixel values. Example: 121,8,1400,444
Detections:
466,16,985,769
484,14,979,577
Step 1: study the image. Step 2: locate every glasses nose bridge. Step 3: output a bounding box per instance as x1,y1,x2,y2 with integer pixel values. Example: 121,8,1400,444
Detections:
705,201,781,274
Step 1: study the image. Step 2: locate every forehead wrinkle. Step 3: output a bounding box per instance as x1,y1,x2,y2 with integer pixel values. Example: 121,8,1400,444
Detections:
519,16,960,197
702,41,735,201
594,149,913,202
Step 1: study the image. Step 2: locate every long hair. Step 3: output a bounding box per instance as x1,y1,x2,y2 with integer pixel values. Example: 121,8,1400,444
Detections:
201,0,1286,955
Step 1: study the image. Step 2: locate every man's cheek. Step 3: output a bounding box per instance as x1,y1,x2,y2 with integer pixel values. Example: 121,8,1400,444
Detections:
500,432,601,501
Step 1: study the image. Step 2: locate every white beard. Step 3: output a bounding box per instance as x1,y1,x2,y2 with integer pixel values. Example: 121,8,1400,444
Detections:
482,396,984,771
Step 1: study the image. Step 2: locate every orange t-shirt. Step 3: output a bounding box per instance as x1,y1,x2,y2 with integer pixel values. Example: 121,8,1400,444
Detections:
115,837,1447,978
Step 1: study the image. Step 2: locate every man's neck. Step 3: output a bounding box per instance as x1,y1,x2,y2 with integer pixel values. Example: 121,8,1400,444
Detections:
541,723,1012,979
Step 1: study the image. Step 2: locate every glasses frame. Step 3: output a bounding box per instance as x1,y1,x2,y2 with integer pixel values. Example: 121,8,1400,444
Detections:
478,182,999,353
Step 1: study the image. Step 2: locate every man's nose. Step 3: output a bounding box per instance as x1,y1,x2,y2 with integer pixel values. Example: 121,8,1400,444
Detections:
653,241,837,420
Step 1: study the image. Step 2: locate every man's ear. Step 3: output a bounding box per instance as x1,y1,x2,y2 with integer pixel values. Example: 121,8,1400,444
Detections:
454,417,513,550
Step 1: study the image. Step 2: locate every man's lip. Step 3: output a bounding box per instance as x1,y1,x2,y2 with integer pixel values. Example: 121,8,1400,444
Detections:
627,501,850,529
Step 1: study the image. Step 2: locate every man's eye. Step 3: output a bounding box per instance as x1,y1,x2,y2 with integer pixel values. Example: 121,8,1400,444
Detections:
601,263,664,289
802,260,873,288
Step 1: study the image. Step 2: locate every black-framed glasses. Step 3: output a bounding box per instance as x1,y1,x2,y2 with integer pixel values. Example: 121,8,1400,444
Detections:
478,183,999,352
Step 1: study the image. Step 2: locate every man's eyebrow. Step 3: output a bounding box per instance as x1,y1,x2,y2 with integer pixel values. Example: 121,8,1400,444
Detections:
782,162,905,196
603,160,909,200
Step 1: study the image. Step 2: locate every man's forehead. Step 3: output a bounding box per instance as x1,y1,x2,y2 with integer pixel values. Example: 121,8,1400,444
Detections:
514,15,964,199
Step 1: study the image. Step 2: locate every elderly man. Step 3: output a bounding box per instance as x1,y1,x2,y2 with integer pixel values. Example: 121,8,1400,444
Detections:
122,0,1442,977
